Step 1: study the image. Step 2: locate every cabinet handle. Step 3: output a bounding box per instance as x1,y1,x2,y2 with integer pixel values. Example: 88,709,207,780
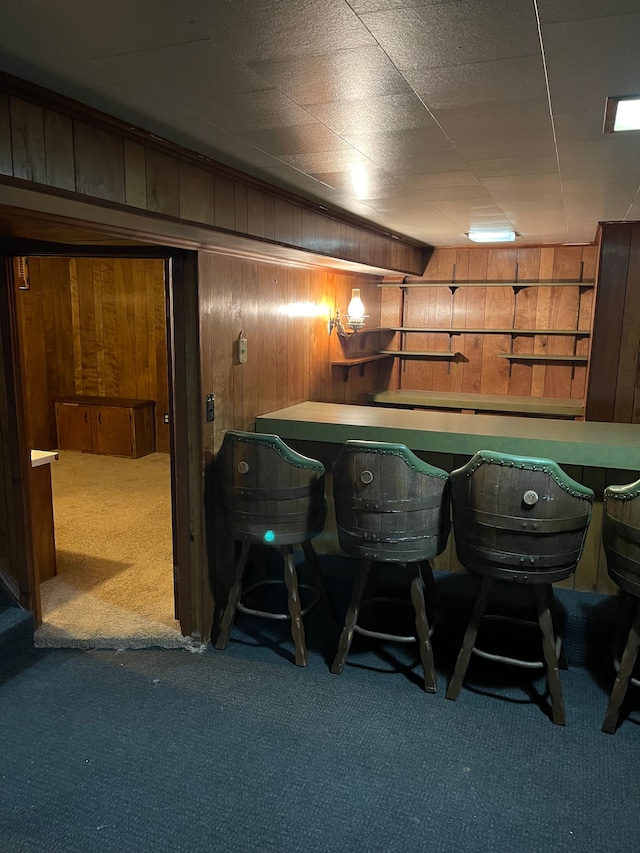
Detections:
84,411,88,422
98,412,102,424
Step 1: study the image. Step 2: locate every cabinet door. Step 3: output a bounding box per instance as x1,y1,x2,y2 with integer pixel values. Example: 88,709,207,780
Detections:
92,406,134,457
55,402,93,451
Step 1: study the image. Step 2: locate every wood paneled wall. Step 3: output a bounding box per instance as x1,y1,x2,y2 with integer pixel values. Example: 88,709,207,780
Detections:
382,245,597,401
0,73,429,275
586,222,640,423
16,256,170,452
198,252,386,453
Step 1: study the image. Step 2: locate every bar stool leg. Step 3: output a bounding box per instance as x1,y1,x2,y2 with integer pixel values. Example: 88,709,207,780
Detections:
547,587,568,670
409,564,437,693
281,545,307,667
331,558,373,675
602,598,640,734
301,539,335,622
215,541,251,650
419,559,448,644
446,576,494,700
534,584,566,726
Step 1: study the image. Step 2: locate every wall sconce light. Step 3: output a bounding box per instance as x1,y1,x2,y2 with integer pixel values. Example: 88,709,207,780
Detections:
328,288,367,336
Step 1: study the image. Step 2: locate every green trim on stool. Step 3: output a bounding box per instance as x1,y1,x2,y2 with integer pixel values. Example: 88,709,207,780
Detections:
337,439,449,479
451,449,594,500
224,429,325,472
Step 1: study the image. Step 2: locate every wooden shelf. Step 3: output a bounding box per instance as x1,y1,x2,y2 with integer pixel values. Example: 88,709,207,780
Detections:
379,279,595,288
379,350,461,359
331,353,394,381
391,327,590,336
496,353,588,362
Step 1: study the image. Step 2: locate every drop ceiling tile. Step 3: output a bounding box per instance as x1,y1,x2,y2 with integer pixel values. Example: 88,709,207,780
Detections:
452,131,556,161
537,0,640,25
480,174,564,205
346,124,456,161
360,0,540,70
364,194,434,214
279,148,377,174
203,0,376,63
559,139,640,179
432,98,552,138
199,90,318,133
430,200,511,227
249,47,411,106
542,13,640,78
562,176,639,206
414,184,493,202
238,124,352,157
403,55,547,110
307,93,437,137
404,171,483,189
347,0,441,12
466,155,560,178
309,168,404,198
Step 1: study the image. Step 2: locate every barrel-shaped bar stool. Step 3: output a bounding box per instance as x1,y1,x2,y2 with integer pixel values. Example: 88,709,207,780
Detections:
331,440,450,693
214,429,328,666
446,450,594,725
601,479,640,734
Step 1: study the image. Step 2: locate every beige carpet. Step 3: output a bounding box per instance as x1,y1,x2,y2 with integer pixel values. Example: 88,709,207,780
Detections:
35,450,197,650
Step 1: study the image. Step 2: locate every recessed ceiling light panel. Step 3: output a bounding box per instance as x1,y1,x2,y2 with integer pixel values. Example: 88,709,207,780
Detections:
467,229,516,243
604,95,640,133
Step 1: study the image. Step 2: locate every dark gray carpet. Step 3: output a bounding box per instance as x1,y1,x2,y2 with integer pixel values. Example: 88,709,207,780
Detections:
1,562,638,853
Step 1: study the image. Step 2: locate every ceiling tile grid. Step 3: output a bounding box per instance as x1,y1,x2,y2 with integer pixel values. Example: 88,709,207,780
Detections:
0,0,638,247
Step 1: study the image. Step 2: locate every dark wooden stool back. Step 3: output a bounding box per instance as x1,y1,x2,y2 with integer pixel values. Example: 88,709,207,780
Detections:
451,450,593,584
602,480,640,733
219,429,326,546
214,429,327,666
446,450,594,724
331,440,450,693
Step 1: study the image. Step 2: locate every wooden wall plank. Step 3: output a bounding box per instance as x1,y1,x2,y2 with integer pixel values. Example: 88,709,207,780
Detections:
145,149,179,217
124,140,147,209
74,121,125,203
43,111,75,191
10,97,46,183
616,223,640,422
214,175,236,231
0,94,11,176
241,259,259,428
234,183,248,234
100,260,120,397
275,198,294,245
586,226,630,421
179,161,215,225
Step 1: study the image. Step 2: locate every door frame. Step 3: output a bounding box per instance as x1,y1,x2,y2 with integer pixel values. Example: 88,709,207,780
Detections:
0,237,208,641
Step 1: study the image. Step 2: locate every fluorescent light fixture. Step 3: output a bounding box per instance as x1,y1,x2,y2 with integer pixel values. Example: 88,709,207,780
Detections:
467,229,516,243
604,95,640,132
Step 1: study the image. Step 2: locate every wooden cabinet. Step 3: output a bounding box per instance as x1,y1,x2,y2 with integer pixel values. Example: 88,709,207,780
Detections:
55,396,155,458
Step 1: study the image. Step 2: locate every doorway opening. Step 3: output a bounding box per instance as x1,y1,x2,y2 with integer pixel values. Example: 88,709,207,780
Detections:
1,238,203,646
14,253,187,648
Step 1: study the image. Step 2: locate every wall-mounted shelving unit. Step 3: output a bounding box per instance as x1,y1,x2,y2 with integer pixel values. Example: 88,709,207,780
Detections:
376,278,595,372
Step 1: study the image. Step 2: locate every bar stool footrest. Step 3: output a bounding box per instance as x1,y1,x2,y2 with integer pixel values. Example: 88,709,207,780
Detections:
237,578,320,620
472,614,562,669
354,595,437,642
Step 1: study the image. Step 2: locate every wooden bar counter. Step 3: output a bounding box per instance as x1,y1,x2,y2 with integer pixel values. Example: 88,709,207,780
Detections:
255,402,640,593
